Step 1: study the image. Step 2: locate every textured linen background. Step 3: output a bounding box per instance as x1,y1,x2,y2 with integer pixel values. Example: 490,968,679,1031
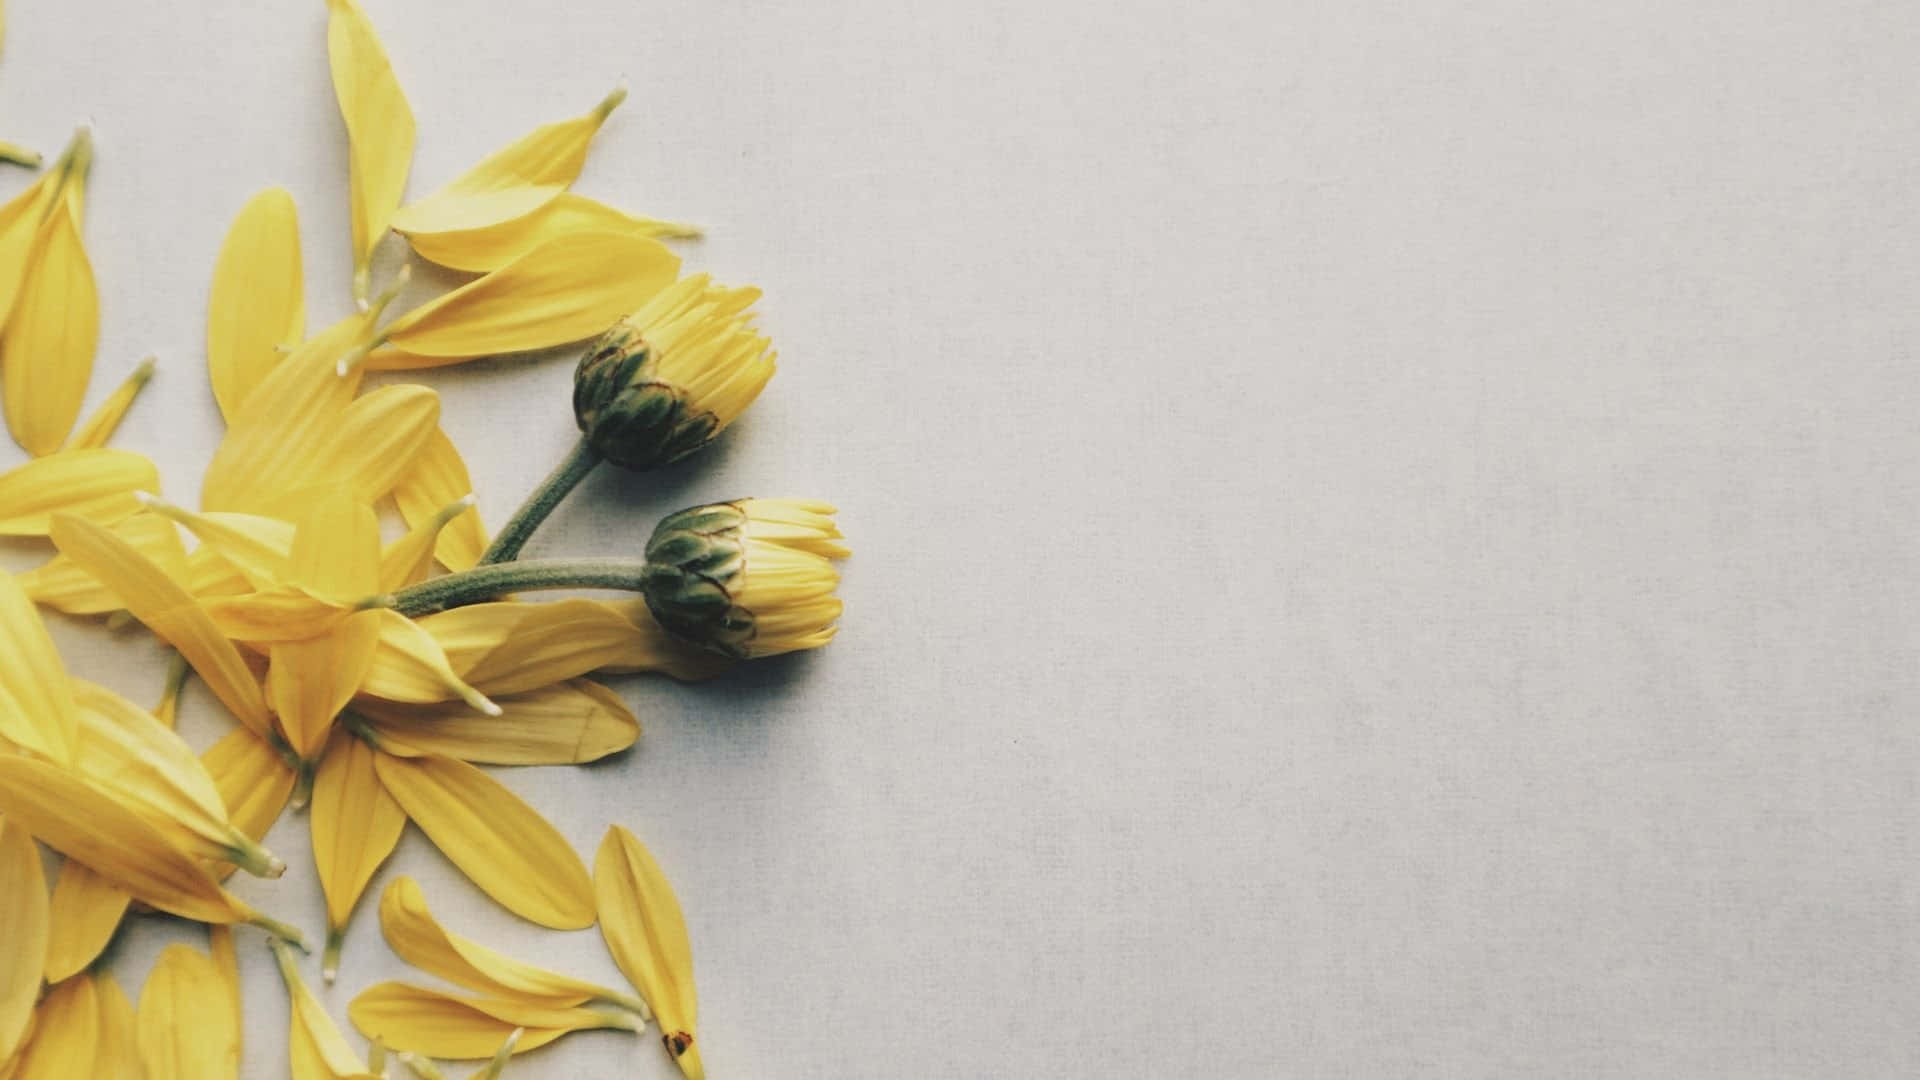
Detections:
0,0,1915,1076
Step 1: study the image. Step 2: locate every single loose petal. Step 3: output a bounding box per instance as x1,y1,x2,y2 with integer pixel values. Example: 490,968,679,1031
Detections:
10,973,100,1078
326,0,413,304
270,610,383,759
289,487,382,600
371,753,594,929
18,511,187,615
355,679,637,766
2,198,99,456
141,499,294,589
272,939,379,1080
0,448,158,536
348,982,629,1061
382,493,477,589
64,356,156,450
202,727,296,859
368,232,679,368
388,88,625,237
0,813,47,1061
136,944,238,1080
207,926,243,1071
596,825,703,1079
310,728,405,976
0,571,79,764
402,192,697,273
208,188,305,420
51,514,273,735
42,859,130,984
0,153,67,326
92,973,139,1080
296,383,441,508
360,608,499,715
391,427,486,572
421,598,659,696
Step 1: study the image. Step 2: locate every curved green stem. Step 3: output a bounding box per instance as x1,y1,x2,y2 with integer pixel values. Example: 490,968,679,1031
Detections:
390,557,647,616
478,438,602,565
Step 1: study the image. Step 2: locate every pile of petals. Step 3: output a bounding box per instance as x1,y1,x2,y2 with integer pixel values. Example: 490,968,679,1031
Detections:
0,1,847,1076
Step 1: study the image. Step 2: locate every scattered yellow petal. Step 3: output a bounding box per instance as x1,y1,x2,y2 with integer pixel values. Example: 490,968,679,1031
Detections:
371,753,594,929
348,982,631,1061
0,571,79,764
360,608,500,715
326,0,413,304
19,511,187,615
2,193,99,456
205,589,356,644
311,728,405,976
92,972,140,1080
392,427,486,572
0,813,47,1061
202,727,296,863
0,151,66,323
389,87,625,237
290,487,382,599
136,944,238,1080
65,356,156,450
403,192,697,273
42,859,129,984
270,610,383,759
272,939,379,1080
368,232,679,368
72,679,284,878
596,825,703,1079
594,599,737,682
355,679,637,766
140,498,294,590
208,189,305,420
295,383,442,509
0,448,158,536
207,926,243,1072
382,493,477,590
51,513,274,735
424,598,658,696
379,876,639,1009
10,973,100,1078
187,547,256,600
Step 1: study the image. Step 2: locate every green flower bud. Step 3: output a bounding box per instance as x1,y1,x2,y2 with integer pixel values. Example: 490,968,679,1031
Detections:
640,499,847,659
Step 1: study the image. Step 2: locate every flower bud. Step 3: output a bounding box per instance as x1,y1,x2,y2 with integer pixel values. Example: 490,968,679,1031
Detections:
640,499,847,659
573,274,775,471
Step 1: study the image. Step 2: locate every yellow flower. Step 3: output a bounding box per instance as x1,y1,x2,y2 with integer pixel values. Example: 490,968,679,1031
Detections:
573,273,776,472
640,498,848,658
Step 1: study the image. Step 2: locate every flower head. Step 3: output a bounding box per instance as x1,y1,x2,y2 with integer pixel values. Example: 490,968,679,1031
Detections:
640,498,846,659
573,274,775,471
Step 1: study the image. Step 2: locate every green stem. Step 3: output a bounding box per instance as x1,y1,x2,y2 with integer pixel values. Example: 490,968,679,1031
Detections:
390,557,647,617
251,911,309,952
478,438,602,565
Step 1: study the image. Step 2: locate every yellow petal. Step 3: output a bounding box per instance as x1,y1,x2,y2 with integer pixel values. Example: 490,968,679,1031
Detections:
42,859,129,984
18,510,186,616
0,156,66,328
202,727,296,860
594,599,736,682
326,0,413,304
140,499,294,589
391,427,485,573
290,487,382,599
360,608,500,715
368,232,679,368
378,876,635,1008
389,88,624,237
0,814,47,1061
423,598,656,695
0,572,78,764
596,825,702,1078
10,973,98,1078
205,590,354,644
382,494,476,590
51,513,273,735
270,610,383,759
310,728,405,971
92,973,139,1080
64,356,156,450
295,383,441,507
348,982,629,1061
272,939,377,1080
72,679,283,877
0,448,158,536
2,197,98,456
207,926,243,1071
187,547,255,601
201,307,376,513
355,679,637,765
136,944,238,1080
403,192,697,273
208,188,305,420
371,753,594,929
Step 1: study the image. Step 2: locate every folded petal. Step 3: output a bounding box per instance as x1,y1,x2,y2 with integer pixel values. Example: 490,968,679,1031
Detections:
596,825,702,1079
371,753,594,929
379,875,632,1007
403,192,696,273
0,572,78,764
137,944,238,1080
348,982,629,1061
0,814,47,1061
391,427,485,573
1,186,97,456
326,0,413,303
368,232,679,367
0,448,158,536
208,188,305,420
51,514,272,735
389,88,624,237
311,729,405,973
42,859,130,984
355,679,637,766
